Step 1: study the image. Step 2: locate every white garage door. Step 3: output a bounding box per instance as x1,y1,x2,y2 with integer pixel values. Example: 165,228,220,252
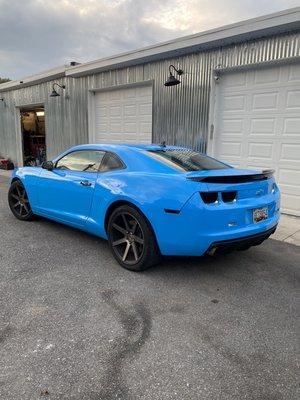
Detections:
211,63,300,216
92,84,152,144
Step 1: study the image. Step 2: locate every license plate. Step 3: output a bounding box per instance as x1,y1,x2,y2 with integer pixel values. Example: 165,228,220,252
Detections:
253,207,268,223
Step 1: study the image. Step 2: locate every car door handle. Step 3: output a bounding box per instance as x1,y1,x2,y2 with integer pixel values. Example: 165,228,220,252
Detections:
80,180,92,187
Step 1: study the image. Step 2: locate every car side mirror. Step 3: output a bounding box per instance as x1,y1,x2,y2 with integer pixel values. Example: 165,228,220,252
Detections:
42,161,54,171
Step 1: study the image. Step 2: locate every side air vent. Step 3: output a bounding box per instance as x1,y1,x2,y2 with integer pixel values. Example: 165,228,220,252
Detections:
164,208,180,214
200,192,218,204
222,191,237,203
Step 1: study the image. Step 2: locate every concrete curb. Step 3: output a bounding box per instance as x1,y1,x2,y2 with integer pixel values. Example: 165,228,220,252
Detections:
272,214,300,246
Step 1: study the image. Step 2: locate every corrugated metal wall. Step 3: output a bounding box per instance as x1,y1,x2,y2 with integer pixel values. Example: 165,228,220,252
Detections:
0,32,299,165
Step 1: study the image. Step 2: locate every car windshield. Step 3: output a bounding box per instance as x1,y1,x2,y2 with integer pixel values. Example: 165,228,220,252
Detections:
147,149,230,172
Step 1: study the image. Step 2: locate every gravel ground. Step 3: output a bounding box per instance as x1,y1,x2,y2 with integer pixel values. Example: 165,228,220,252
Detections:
0,175,299,400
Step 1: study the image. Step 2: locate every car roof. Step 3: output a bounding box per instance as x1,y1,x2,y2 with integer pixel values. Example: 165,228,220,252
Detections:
54,143,237,175
54,143,201,174
68,143,177,152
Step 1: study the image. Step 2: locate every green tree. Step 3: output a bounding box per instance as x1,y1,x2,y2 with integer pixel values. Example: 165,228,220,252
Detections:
0,77,11,84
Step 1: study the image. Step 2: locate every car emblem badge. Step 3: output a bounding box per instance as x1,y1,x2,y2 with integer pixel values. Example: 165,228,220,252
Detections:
256,189,264,196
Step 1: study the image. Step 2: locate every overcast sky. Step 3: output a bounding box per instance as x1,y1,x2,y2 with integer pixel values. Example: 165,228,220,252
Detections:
0,0,298,80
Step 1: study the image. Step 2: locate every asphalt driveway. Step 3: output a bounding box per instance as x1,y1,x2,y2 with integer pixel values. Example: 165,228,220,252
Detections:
0,175,299,400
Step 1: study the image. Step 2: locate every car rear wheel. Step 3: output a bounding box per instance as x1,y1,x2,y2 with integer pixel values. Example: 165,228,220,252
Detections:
8,180,35,221
107,205,161,271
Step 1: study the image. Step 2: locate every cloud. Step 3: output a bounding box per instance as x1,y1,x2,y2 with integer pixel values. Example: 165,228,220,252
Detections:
0,0,298,79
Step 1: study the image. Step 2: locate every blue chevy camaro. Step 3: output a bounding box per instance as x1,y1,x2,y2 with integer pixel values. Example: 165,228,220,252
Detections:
8,144,280,270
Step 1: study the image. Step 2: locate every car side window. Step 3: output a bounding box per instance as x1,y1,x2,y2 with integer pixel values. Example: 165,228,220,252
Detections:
56,150,105,172
100,152,125,172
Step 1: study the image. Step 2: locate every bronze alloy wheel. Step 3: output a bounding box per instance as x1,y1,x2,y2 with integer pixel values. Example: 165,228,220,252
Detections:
108,205,161,271
8,181,34,221
110,211,145,265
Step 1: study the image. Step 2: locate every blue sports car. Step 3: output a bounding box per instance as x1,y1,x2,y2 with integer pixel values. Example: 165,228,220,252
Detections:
8,144,280,270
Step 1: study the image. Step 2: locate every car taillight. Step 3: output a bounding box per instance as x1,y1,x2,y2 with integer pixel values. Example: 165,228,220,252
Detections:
200,191,237,204
200,192,218,204
221,191,237,202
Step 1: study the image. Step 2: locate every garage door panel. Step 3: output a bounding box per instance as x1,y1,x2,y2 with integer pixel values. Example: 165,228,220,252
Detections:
124,104,137,117
110,105,122,117
98,92,108,101
110,123,123,134
286,90,300,109
218,141,242,157
248,142,273,159
254,67,280,85
217,156,241,167
289,64,300,81
123,122,137,133
278,168,300,187
96,124,108,133
136,86,151,97
221,95,246,111
139,102,152,115
252,92,278,110
281,194,300,215
221,72,247,88
250,118,276,135
109,90,122,100
95,105,107,116
220,118,244,134
139,122,152,134
123,89,136,99
278,185,300,196
283,117,300,135
213,62,300,216
92,84,152,144
246,163,272,171
280,143,300,162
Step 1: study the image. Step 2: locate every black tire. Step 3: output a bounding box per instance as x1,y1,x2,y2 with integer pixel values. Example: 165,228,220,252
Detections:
107,205,161,271
8,180,35,221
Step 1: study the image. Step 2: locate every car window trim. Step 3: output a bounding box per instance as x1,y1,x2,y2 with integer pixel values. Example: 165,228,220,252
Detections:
54,149,106,172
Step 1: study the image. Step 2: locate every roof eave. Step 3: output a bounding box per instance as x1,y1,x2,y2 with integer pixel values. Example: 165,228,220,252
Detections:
0,66,66,93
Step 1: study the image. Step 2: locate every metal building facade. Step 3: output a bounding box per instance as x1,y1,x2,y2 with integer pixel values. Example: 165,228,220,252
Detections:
0,30,299,165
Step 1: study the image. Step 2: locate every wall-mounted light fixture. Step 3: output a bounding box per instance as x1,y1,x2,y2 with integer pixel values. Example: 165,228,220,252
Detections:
50,83,66,97
164,65,184,87
213,64,223,83
213,72,221,82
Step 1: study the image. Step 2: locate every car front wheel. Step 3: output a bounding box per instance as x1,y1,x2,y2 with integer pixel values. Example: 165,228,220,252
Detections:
8,180,35,221
107,205,161,271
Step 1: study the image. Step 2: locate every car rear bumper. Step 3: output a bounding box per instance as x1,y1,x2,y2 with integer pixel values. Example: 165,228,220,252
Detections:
150,190,280,256
205,225,277,255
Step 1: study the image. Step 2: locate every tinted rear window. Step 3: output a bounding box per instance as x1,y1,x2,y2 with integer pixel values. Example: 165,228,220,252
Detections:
147,149,229,172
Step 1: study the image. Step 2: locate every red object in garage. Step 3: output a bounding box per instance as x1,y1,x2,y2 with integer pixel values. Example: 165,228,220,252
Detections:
0,158,14,170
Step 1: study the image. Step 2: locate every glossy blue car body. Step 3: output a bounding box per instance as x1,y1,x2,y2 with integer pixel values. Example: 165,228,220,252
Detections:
11,144,280,256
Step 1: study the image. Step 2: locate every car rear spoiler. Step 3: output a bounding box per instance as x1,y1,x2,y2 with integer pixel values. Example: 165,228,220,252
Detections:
186,170,274,184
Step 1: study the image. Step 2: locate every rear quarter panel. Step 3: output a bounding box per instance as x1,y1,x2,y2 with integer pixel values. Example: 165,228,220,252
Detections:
87,171,201,238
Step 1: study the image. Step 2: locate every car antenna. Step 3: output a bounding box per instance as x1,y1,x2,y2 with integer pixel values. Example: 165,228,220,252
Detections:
160,141,166,150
